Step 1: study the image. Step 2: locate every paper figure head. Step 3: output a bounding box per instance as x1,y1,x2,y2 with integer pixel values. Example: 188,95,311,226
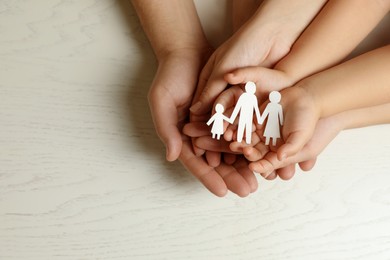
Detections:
245,81,256,94
215,103,224,113
269,91,281,103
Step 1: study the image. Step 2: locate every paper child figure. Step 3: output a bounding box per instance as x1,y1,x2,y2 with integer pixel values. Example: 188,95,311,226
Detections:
259,91,284,146
207,103,230,140
229,81,261,144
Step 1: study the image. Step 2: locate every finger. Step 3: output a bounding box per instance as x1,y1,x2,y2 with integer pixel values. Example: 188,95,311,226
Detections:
192,137,206,157
206,151,221,167
224,128,234,142
189,111,210,157
224,67,289,92
265,171,277,180
192,53,215,104
277,130,311,161
223,123,237,141
215,163,251,197
213,86,244,112
195,136,237,153
229,130,260,151
249,158,275,176
190,75,229,116
183,122,210,137
234,157,258,193
223,153,237,165
299,158,317,172
242,142,269,162
275,164,296,180
224,66,265,85
179,140,228,197
148,93,182,162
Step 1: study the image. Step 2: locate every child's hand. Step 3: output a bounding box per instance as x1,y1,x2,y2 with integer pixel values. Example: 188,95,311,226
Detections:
248,115,343,178
276,85,320,161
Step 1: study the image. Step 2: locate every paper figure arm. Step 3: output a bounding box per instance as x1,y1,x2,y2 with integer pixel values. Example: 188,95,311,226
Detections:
254,103,261,124
222,115,231,123
206,114,216,126
229,98,243,123
258,106,269,125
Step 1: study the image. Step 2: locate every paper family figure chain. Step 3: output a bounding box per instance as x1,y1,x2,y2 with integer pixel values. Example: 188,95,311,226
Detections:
207,81,284,146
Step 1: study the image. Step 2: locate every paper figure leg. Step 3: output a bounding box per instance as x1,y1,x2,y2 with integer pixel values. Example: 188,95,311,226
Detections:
245,122,252,144
272,138,277,146
217,134,221,140
212,133,216,139
237,122,245,143
265,136,270,145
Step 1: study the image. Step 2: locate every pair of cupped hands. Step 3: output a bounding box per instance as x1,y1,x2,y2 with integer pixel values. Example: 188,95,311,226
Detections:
148,30,339,197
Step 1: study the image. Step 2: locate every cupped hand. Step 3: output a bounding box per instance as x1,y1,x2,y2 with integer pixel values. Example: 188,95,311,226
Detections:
248,114,343,178
190,26,292,116
148,49,211,161
179,136,258,197
148,48,259,197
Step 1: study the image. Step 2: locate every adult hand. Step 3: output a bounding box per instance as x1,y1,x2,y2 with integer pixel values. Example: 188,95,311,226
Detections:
190,0,327,116
148,49,210,161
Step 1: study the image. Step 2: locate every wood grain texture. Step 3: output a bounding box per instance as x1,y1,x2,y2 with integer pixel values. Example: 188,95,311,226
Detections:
0,1,389,259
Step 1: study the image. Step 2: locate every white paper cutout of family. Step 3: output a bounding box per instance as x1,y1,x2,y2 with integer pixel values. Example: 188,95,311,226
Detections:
207,81,283,146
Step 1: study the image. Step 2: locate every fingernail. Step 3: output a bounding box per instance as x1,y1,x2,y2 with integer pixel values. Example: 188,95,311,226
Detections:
190,101,202,113
280,153,287,160
262,171,274,179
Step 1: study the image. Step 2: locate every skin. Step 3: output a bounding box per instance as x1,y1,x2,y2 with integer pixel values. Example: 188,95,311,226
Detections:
276,44,390,161
132,0,390,195
188,0,390,179
189,0,327,168
131,0,259,197
247,103,390,177
190,0,328,115
228,45,390,177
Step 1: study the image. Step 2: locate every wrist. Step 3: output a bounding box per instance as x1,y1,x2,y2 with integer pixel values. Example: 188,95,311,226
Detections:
282,81,322,122
250,0,325,45
155,44,212,64
299,80,323,119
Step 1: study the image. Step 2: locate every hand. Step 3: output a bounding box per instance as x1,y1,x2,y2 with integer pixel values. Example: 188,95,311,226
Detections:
187,14,293,159
247,115,343,178
179,136,258,197
190,0,327,116
190,24,292,116
148,49,259,197
276,85,320,160
184,66,291,166
148,49,210,161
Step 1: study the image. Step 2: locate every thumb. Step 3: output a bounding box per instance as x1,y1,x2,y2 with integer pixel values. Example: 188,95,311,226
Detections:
225,66,290,92
277,130,311,161
148,93,183,162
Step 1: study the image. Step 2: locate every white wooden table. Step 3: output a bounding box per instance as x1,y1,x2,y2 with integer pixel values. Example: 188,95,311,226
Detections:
1,1,389,259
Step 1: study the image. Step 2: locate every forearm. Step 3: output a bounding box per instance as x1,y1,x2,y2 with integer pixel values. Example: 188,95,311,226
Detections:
276,0,390,83
245,0,327,46
334,103,390,130
131,0,209,60
303,45,390,117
